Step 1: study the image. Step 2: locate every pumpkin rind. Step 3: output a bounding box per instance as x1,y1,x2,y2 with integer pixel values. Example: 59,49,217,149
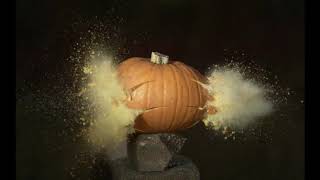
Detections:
117,57,208,133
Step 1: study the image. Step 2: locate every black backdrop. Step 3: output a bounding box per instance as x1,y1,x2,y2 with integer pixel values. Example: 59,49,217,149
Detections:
16,0,304,180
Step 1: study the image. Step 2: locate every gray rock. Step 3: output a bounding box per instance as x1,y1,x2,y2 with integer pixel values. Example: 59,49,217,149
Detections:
159,133,187,155
110,155,200,180
127,134,173,172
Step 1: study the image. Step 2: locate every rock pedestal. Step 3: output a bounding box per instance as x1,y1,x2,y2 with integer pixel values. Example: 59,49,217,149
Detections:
110,133,200,180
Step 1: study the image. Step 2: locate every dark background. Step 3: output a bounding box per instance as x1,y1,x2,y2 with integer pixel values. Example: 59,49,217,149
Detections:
16,0,304,180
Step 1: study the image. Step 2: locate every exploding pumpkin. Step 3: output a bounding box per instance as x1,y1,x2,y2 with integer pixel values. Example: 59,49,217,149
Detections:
117,52,215,133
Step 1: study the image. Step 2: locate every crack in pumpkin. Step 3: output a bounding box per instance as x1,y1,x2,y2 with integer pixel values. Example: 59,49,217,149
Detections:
185,105,206,110
125,80,154,101
140,106,206,130
143,105,203,112
190,79,208,91
142,106,205,118
144,106,168,113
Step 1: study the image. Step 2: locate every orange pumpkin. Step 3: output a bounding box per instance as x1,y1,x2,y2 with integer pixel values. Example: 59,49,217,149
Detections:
117,52,211,133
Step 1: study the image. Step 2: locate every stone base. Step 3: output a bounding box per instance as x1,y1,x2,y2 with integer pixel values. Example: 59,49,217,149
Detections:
127,133,187,172
110,155,200,180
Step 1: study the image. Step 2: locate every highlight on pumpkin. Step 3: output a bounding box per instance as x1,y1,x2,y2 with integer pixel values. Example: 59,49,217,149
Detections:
80,54,142,151
201,66,273,131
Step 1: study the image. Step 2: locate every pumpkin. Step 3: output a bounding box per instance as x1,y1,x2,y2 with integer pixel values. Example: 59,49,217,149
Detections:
117,52,213,133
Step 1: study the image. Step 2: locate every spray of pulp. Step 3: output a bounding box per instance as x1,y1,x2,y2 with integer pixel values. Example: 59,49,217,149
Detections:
79,53,142,157
201,65,274,132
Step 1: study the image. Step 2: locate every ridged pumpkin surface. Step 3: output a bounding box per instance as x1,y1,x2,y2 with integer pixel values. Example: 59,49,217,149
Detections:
117,57,208,133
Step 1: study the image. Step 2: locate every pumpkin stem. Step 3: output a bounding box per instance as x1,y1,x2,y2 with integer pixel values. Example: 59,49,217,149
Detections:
150,52,169,64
